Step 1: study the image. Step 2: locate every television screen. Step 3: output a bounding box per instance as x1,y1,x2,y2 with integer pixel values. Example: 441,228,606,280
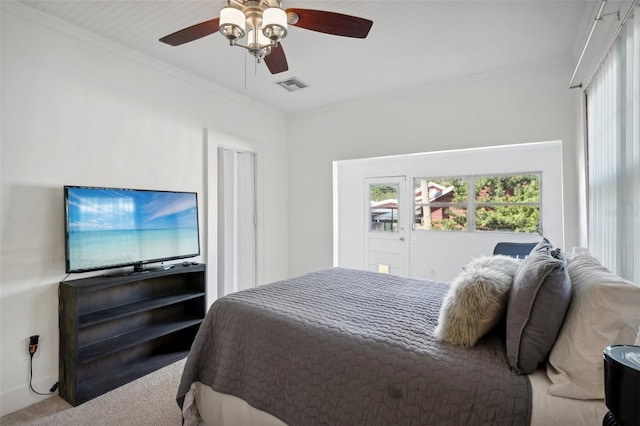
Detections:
64,186,200,273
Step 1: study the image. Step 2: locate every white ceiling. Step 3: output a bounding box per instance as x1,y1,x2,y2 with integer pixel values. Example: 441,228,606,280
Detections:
16,0,598,113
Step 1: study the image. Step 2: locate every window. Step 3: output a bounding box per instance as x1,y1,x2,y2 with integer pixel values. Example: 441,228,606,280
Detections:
414,178,468,231
585,4,639,283
369,184,399,232
414,174,541,233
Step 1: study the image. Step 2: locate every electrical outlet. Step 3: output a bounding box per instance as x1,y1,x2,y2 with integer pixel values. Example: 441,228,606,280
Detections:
24,336,41,360
428,267,437,277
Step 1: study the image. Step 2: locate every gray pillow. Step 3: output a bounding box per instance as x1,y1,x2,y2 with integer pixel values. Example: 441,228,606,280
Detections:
506,238,572,374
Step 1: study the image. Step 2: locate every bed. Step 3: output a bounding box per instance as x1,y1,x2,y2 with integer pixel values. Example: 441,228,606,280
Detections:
176,247,639,426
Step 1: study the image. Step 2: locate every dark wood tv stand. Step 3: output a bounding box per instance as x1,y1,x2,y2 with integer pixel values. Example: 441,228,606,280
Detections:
58,263,206,406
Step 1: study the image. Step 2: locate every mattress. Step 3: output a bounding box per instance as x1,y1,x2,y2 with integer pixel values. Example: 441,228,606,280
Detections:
528,369,607,425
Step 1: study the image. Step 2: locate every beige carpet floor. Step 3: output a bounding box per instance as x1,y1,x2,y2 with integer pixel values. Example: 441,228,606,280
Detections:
1,358,185,425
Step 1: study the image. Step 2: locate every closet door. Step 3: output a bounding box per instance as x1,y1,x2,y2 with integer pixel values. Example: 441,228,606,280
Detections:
218,148,256,295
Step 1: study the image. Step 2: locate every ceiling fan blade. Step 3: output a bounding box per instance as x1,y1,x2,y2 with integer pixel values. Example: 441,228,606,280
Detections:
286,9,372,38
159,18,220,46
264,44,289,74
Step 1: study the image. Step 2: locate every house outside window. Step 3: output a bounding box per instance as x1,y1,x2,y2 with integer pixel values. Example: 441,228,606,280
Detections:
414,174,541,233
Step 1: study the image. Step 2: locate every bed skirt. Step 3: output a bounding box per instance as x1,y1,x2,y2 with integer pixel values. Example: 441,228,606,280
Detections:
184,369,607,426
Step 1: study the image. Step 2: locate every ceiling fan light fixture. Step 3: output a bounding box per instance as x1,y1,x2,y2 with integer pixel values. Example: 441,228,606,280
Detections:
219,7,246,42
248,29,270,47
262,8,288,42
247,29,271,58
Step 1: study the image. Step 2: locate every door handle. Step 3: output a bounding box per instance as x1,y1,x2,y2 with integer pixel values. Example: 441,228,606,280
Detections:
399,237,405,241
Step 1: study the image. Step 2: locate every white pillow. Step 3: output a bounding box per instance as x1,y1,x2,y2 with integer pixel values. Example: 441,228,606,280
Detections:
546,253,640,399
465,254,521,277
434,255,520,347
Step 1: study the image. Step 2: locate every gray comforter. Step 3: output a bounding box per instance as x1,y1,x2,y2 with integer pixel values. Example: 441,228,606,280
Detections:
177,267,531,425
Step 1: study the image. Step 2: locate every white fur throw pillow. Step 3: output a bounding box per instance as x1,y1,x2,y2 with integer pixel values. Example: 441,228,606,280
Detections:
465,255,521,277
434,255,520,347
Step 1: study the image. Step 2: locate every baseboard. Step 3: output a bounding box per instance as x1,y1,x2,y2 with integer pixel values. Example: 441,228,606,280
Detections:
0,373,59,417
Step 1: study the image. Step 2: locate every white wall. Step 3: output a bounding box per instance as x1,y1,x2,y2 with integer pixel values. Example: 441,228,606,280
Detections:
335,142,564,282
0,4,288,415
288,62,580,277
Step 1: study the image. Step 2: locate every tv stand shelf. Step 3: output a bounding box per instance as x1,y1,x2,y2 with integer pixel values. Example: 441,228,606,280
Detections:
77,351,189,403
59,264,206,406
79,291,204,328
78,317,203,363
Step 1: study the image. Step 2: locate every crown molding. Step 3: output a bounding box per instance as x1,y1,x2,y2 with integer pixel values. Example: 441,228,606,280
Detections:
2,1,284,117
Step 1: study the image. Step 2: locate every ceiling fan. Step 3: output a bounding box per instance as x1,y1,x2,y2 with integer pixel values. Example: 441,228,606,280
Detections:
159,0,373,74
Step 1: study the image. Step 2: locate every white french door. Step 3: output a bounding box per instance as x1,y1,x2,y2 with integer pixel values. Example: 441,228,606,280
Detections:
364,176,410,276
218,147,256,295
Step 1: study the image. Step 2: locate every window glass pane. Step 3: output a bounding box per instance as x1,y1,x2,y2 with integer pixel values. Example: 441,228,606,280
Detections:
370,184,398,232
414,177,467,231
475,206,540,233
414,178,467,204
416,206,467,231
475,175,540,203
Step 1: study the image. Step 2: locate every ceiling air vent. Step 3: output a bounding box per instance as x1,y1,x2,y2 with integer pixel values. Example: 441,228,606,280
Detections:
276,77,308,92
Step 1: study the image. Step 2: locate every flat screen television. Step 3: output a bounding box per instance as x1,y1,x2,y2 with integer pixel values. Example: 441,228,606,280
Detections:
64,185,200,273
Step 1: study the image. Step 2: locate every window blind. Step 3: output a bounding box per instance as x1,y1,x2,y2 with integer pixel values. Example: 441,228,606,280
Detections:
586,4,640,284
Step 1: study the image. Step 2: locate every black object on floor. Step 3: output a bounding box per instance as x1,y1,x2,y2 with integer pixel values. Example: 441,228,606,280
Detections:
603,345,640,426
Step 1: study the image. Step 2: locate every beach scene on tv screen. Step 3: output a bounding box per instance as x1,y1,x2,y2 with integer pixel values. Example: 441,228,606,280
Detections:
67,188,199,271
